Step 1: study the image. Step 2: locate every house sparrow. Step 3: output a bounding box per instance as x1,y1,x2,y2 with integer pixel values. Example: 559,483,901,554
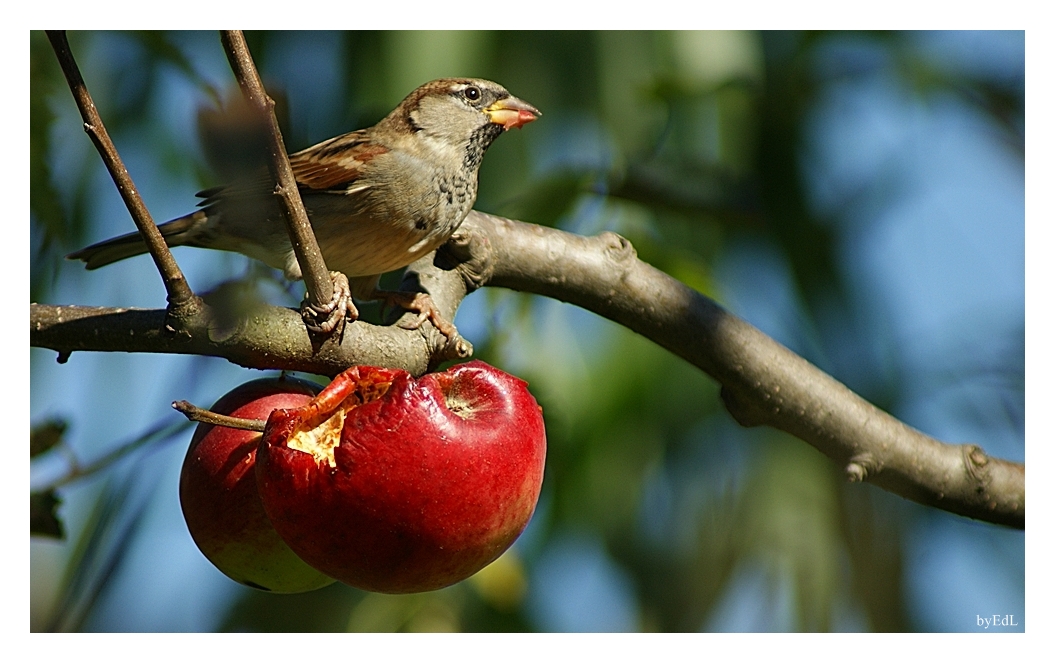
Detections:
68,77,539,336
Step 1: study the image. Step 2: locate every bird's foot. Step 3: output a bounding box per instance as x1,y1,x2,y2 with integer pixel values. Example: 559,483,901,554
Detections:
301,271,358,335
378,290,459,340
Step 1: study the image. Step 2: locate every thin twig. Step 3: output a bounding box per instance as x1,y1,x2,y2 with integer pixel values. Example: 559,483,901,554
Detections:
45,31,198,314
217,30,334,312
172,400,267,432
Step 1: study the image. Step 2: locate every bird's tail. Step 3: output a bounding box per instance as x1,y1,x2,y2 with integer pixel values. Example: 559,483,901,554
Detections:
66,211,207,270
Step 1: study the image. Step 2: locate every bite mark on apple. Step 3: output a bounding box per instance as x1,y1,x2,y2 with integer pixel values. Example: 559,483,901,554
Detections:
287,407,346,467
285,371,396,467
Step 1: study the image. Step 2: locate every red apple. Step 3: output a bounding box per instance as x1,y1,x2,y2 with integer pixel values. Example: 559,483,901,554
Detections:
179,377,335,593
255,360,546,594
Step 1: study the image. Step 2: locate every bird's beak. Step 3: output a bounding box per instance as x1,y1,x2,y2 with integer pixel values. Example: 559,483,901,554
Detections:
486,96,541,130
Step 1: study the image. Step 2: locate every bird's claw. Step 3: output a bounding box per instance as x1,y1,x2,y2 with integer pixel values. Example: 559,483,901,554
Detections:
381,291,459,340
301,271,358,335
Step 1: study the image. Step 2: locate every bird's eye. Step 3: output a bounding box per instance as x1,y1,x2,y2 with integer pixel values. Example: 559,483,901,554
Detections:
463,86,482,101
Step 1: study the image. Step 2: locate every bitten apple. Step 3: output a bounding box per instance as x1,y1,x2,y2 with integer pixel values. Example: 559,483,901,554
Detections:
179,377,335,593
256,360,546,594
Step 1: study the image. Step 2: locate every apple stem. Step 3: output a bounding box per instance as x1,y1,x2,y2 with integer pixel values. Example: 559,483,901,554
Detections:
172,400,267,432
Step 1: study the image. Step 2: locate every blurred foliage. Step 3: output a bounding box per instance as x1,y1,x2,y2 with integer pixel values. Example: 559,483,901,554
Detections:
31,418,68,458
31,491,65,539
43,469,155,632
30,31,1024,632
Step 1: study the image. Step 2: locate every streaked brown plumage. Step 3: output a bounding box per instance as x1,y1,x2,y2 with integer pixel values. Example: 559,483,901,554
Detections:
69,78,539,330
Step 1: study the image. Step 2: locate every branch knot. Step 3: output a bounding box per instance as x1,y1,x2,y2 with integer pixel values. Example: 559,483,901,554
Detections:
600,231,636,263
440,224,495,292
845,453,880,482
963,444,992,492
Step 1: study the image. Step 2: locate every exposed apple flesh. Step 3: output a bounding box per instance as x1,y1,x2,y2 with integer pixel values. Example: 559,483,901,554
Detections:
256,360,546,594
179,377,335,593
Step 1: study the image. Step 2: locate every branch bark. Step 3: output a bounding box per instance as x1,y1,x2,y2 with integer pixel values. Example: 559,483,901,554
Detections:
218,30,334,313
464,212,1025,529
31,211,1025,528
45,31,198,315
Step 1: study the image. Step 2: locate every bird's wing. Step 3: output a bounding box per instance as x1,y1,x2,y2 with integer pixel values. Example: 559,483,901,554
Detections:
194,129,389,205
289,130,389,192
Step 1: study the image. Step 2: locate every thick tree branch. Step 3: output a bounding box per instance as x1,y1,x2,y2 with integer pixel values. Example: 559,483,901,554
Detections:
30,270,465,378
30,211,1025,528
461,211,1025,529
